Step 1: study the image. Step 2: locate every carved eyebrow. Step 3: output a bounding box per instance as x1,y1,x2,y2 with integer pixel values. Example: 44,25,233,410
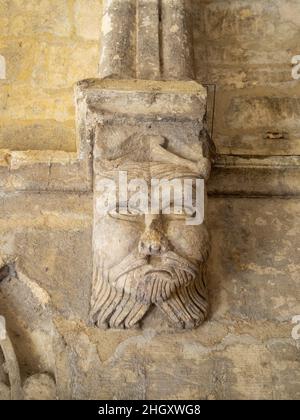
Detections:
108,202,145,216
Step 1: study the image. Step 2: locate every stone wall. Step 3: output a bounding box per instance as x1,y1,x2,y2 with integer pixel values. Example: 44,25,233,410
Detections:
194,0,300,156
0,0,102,151
0,0,299,400
1,0,300,157
0,193,299,399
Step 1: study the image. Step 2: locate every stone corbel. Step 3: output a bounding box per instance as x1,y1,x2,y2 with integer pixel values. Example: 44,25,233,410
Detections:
73,0,215,330
75,76,213,329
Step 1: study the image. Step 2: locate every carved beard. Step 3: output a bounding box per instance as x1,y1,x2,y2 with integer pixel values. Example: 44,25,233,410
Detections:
90,251,209,330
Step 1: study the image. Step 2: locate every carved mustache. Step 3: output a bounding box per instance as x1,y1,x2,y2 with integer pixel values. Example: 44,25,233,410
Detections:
109,250,199,287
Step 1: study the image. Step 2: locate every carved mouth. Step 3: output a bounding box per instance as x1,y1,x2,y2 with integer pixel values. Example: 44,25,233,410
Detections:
142,267,173,276
109,250,199,300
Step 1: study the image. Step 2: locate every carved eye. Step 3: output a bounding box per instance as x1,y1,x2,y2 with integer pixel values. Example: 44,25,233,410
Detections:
161,204,196,221
108,205,144,222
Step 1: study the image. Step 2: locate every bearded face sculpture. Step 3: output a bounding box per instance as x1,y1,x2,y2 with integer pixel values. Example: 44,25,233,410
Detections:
90,132,212,329
91,212,210,329
76,79,213,330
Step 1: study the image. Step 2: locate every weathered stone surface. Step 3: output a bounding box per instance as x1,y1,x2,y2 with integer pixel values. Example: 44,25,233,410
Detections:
75,78,212,329
0,0,102,151
193,0,300,156
99,0,136,79
0,193,299,399
4,0,72,38
99,0,195,80
136,0,160,80
0,316,23,400
0,383,10,400
0,150,92,192
23,374,56,401
32,41,99,90
74,0,103,41
161,0,195,80
0,0,299,401
209,156,300,196
0,0,299,177
0,121,76,152
213,93,300,156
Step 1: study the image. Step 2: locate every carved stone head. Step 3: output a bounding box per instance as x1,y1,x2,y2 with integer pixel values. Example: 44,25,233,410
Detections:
90,132,211,329
76,79,213,330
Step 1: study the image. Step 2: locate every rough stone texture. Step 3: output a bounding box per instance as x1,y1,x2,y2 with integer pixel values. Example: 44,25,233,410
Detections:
1,1,300,195
193,0,300,156
161,0,195,80
77,80,213,329
0,193,299,399
0,0,300,401
0,315,23,399
0,0,299,158
99,0,194,80
0,0,103,151
23,374,56,401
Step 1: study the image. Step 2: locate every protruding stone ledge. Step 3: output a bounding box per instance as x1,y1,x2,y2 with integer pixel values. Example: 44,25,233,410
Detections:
76,78,207,121
0,148,299,196
0,149,92,193
0,80,299,196
208,155,300,196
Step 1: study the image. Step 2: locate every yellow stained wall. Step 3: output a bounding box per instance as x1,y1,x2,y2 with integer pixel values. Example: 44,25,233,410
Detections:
1,0,300,156
0,0,103,151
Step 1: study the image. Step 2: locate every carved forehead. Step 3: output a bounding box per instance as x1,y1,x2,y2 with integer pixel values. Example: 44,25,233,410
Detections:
94,128,204,161
95,132,206,181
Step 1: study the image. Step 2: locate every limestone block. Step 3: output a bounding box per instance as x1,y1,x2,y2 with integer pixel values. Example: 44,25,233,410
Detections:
225,97,300,132
213,94,300,155
0,86,75,122
74,0,103,41
77,79,207,120
7,0,71,38
199,0,300,53
32,41,99,89
209,156,300,196
0,192,299,399
192,0,300,158
0,1,9,37
208,198,300,323
0,121,76,152
0,38,37,83
0,150,92,192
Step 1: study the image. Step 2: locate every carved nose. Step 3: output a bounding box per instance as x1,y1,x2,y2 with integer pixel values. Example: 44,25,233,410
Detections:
139,240,163,256
138,216,168,256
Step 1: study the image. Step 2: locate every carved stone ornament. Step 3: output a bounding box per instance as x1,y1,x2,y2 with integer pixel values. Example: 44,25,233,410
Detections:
75,0,215,330
76,79,214,329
